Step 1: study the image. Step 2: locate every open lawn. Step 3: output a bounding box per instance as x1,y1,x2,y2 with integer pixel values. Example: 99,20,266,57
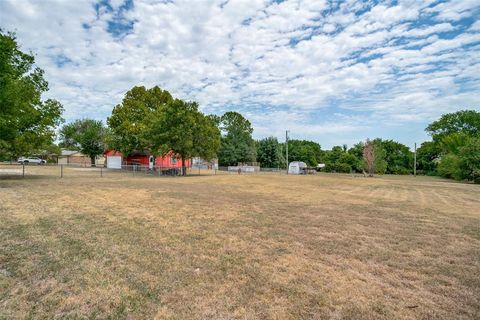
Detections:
0,170,479,319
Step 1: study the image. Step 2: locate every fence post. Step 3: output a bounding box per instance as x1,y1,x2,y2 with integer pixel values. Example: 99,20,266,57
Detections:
61,164,63,178
22,163,25,178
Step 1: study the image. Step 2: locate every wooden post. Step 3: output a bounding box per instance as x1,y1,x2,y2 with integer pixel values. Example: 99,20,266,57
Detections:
22,163,25,178
414,142,417,177
286,130,289,174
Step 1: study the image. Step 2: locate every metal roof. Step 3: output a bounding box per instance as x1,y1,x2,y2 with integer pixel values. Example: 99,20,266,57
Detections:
61,150,81,156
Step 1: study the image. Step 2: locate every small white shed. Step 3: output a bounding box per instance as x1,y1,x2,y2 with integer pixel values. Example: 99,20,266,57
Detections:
288,161,307,174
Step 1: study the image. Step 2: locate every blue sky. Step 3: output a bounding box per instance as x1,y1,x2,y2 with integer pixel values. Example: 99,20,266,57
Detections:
1,0,479,149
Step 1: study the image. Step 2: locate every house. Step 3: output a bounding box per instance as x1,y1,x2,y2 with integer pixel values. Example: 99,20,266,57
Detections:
58,150,105,166
104,150,190,170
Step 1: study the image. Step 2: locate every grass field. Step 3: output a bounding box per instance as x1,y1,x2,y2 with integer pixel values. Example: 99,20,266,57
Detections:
1,168,479,319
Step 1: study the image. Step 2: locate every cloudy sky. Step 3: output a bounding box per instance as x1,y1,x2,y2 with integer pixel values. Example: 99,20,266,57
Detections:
1,0,479,149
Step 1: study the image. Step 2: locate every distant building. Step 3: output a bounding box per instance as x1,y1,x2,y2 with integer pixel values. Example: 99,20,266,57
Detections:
58,150,105,166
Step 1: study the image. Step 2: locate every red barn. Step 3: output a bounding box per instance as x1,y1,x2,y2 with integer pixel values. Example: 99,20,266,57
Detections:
104,150,190,169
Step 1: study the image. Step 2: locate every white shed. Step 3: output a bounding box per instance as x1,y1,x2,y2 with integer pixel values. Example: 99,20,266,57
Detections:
106,156,122,169
288,161,307,174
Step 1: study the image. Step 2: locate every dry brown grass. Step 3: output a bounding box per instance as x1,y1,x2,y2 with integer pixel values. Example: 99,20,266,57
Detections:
0,168,479,319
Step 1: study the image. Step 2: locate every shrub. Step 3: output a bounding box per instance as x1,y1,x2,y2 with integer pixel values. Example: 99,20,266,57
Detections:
438,154,462,180
335,162,352,173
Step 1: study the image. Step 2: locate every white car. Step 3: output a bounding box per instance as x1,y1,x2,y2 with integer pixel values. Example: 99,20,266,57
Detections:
17,157,46,165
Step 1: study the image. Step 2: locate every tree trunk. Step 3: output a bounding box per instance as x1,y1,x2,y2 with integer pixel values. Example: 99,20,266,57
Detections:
90,155,96,167
182,157,186,176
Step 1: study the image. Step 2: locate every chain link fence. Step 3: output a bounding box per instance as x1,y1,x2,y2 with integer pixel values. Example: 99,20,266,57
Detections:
217,166,286,174
0,162,292,180
0,163,223,179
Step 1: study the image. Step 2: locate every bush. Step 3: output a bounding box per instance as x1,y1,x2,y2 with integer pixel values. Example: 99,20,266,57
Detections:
324,163,335,172
472,169,480,184
335,162,352,173
438,154,463,180
458,137,480,183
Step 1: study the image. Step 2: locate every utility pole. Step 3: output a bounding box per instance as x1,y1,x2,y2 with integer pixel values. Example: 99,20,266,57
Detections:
286,130,289,174
414,142,417,177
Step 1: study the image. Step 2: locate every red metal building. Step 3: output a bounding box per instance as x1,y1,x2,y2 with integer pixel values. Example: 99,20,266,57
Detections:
104,150,190,169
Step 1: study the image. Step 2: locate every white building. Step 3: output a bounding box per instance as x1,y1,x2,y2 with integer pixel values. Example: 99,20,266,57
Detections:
288,161,307,174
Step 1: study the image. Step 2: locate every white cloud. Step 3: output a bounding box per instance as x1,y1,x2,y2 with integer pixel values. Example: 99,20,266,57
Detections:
469,20,480,31
0,0,479,148
426,0,480,21
405,23,454,37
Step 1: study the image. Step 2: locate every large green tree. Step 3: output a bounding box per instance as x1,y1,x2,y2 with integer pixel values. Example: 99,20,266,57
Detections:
425,110,480,183
347,142,365,171
341,139,412,175
374,139,413,174
323,146,344,172
107,86,172,155
256,137,285,168
218,111,256,166
193,112,221,162
59,119,108,166
287,140,322,167
146,99,220,175
0,30,63,159
437,136,480,183
437,132,470,155
458,137,480,183
321,145,362,173
416,141,440,175
348,142,364,159
336,152,360,173
426,110,480,142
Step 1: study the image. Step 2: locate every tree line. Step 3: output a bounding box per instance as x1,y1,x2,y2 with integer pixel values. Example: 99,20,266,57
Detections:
1,30,479,183
253,111,480,183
